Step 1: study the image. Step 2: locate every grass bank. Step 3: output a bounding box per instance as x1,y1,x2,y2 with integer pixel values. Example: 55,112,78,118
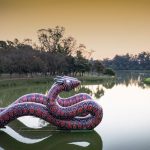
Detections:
143,77,150,85
0,75,115,105
0,77,53,89
0,75,115,89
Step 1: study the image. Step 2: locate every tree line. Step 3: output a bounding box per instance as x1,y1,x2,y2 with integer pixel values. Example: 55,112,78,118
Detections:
0,26,106,77
102,51,150,70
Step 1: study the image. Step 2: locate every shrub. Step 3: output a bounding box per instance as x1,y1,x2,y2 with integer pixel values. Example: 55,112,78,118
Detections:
103,68,115,76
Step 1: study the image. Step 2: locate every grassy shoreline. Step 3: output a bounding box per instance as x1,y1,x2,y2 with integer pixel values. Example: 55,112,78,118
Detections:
144,78,150,85
0,75,115,105
0,75,115,89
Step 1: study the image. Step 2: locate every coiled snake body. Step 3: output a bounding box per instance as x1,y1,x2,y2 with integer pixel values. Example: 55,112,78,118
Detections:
0,76,103,130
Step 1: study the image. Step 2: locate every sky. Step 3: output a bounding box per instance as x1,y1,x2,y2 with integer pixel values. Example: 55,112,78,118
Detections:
0,0,150,59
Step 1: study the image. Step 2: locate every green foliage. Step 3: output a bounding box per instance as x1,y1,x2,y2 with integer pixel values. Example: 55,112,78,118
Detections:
143,78,150,85
103,68,115,76
89,60,105,75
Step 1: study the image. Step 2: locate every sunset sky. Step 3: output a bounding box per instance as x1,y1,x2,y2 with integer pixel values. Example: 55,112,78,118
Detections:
0,0,150,59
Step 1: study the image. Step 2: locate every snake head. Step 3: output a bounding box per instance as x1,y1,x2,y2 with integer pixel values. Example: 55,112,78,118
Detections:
54,76,81,91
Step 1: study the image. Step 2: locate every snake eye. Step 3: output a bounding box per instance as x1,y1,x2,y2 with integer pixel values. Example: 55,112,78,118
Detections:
66,80,71,84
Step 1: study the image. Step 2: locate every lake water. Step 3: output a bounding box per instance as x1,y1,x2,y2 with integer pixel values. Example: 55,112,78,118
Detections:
0,71,150,150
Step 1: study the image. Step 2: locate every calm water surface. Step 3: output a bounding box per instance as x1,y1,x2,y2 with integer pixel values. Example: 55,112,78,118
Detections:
0,71,150,150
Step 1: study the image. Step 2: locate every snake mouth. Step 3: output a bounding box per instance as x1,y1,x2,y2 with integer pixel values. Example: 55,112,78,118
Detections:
65,80,80,91
73,80,81,88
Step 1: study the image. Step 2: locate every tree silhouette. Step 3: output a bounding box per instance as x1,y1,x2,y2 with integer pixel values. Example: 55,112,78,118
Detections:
0,26,106,77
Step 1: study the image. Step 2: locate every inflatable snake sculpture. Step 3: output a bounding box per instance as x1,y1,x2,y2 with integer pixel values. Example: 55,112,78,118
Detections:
0,76,103,130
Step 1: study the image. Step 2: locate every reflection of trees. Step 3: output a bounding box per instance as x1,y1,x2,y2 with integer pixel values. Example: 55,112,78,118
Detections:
60,86,93,98
77,86,93,95
94,86,104,99
0,122,103,150
77,85,105,99
76,79,115,99
115,70,150,88
101,79,115,89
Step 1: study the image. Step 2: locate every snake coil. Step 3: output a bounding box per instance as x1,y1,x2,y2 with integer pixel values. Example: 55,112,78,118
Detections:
0,76,103,130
